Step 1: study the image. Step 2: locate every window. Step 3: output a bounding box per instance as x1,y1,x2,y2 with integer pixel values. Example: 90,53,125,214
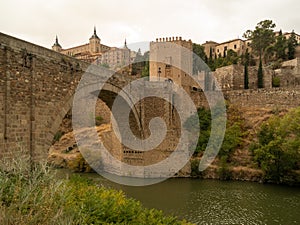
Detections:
224,46,228,51
234,44,237,49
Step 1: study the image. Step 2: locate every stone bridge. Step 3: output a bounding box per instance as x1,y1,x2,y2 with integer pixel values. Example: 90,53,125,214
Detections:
2,31,300,172
0,32,142,162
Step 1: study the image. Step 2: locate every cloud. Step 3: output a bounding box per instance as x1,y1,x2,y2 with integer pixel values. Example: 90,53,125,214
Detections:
0,0,299,48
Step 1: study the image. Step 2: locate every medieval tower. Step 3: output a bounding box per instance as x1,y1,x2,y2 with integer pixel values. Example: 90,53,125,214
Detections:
149,37,193,92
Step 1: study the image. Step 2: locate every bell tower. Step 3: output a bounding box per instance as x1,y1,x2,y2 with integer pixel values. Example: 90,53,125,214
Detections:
52,35,62,52
89,26,101,53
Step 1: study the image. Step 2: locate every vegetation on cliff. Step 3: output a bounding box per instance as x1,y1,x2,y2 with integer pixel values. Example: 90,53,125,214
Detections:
0,157,192,225
250,107,300,184
186,104,300,185
184,104,244,159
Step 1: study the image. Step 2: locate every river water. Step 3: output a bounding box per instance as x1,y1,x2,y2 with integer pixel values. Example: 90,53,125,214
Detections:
83,174,300,225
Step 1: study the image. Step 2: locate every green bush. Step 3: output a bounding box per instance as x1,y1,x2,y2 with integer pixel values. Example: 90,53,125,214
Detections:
272,76,280,87
217,156,232,180
53,130,64,142
184,105,243,159
65,176,192,225
95,115,103,126
190,159,203,178
0,156,193,225
252,107,300,183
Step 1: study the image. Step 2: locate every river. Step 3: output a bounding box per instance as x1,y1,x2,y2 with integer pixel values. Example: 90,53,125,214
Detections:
81,174,300,225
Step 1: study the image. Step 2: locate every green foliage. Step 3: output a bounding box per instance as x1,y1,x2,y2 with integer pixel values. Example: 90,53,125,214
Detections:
244,50,249,89
184,105,243,158
0,157,69,225
192,43,206,74
100,63,110,68
207,49,240,71
257,58,264,88
132,50,149,77
95,115,103,126
184,107,211,154
287,30,298,60
219,122,243,157
252,107,300,183
190,159,203,178
218,156,232,180
141,60,149,77
274,30,287,60
53,130,64,142
272,76,280,87
0,157,192,225
243,20,276,62
65,176,191,225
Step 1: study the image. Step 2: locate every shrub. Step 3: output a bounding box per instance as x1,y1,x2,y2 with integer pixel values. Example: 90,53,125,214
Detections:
53,130,64,142
95,115,103,126
0,156,192,225
252,107,300,183
190,159,203,178
184,105,244,159
272,76,280,87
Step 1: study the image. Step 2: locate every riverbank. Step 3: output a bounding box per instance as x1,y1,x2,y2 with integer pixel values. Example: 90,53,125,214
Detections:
48,104,300,186
0,158,192,225
188,160,300,186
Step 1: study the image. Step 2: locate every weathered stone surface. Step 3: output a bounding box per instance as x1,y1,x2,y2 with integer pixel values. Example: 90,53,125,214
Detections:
1,32,300,179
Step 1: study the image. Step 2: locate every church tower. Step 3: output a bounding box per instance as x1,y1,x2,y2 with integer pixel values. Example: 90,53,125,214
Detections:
52,35,62,52
89,26,101,53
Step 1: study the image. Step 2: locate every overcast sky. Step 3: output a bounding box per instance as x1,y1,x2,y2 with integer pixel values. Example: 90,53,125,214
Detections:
1,0,299,52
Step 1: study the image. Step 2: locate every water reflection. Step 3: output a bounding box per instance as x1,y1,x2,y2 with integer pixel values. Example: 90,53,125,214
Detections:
73,173,300,225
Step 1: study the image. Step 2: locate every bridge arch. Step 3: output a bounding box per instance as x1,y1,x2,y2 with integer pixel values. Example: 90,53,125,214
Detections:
0,32,143,162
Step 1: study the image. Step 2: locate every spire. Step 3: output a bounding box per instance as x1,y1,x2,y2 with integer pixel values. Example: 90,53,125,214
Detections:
124,38,128,49
53,35,61,47
90,26,99,39
55,35,59,44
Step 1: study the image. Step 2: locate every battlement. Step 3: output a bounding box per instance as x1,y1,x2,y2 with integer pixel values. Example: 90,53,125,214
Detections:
154,36,192,43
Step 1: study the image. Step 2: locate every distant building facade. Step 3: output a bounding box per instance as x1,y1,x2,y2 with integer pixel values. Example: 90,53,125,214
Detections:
203,39,250,59
100,41,131,71
202,31,300,59
52,27,130,71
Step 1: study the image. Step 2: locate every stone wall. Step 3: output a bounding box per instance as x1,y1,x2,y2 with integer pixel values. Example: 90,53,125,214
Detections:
224,88,300,109
213,64,273,91
0,32,134,162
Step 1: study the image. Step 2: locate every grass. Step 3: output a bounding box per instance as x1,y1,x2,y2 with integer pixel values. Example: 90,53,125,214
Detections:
0,155,193,225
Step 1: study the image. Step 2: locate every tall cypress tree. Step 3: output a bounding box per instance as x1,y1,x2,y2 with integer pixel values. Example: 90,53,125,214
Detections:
287,30,298,60
244,63,249,89
244,50,249,89
257,58,264,88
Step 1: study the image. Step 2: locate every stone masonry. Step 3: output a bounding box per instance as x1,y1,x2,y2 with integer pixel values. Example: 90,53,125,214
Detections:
1,32,300,178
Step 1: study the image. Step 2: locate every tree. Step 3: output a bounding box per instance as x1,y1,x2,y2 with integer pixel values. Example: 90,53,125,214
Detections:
132,49,148,76
141,51,149,77
192,43,206,60
287,30,298,60
192,43,206,74
252,108,300,183
226,49,239,64
244,50,249,89
274,30,287,60
257,58,264,88
243,20,276,63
